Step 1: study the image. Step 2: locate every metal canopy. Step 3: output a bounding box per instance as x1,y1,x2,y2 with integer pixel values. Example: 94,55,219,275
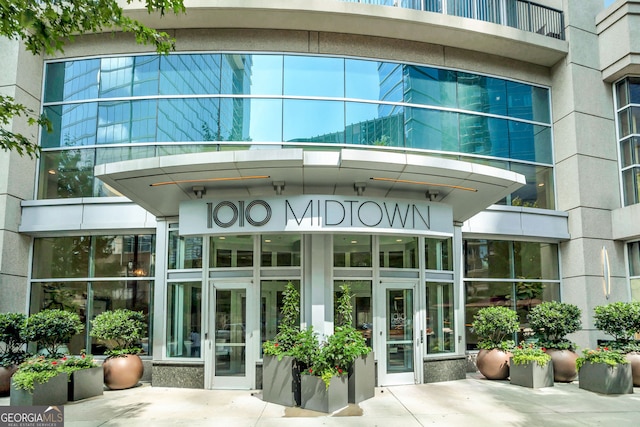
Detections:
94,148,526,223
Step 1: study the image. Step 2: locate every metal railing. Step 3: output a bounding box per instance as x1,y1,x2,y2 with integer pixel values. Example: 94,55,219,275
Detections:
341,0,565,40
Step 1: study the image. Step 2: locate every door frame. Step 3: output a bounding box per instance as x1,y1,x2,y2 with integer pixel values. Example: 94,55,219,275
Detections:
375,279,423,386
204,280,256,389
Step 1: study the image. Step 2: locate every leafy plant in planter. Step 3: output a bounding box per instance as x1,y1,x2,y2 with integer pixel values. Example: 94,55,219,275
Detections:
90,309,147,390
0,312,29,395
576,347,632,394
57,352,103,401
528,301,582,382
11,356,63,393
10,355,69,406
510,344,553,388
262,282,301,359
593,301,640,386
23,309,84,357
472,306,519,380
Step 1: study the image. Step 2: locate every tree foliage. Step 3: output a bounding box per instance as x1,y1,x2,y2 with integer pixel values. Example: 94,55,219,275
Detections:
0,0,186,157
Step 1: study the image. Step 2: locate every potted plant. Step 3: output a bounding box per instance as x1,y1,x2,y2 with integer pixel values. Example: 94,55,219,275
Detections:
509,343,553,388
0,312,28,396
301,330,349,413
472,306,519,380
23,309,84,357
9,355,68,406
576,347,632,394
593,301,640,386
58,352,103,401
334,283,373,403
528,301,582,382
90,309,146,390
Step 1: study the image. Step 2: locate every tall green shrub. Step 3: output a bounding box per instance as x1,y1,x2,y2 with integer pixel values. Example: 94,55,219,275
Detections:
594,301,640,350
23,309,83,357
90,309,146,356
472,306,519,350
528,301,582,350
0,312,28,367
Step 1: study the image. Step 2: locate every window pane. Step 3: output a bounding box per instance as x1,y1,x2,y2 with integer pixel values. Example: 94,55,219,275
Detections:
168,231,203,269
131,56,159,96
619,107,640,138
406,108,458,151
630,242,640,277
333,235,372,268
42,103,98,148
458,73,507,116
167,282,202,358
283,56,344,97
510,163,554,209
38,149,95,199
506,81,551,123
94,235,155,278
242,55,283,96
260,280,300,356
345,102,404,147
283,100,344,143
513,242,559,280
334,280,372,348
157,98,220,142
29,282,87,354
464,281,513,349
221,98,282,142
621,137,640,167
90,281,152,355
261,235,301,267
209,235,254,268
426,282,454,354
32,236,90,279
459,113,509,158
629,77,640,105
379,235,418,268
464,239,510,278
97,100,158,144
514,281,560,335
509,122,552,164
99,57,134,97
160,54,221,95
623,168,639,206
617,79,629,109
425,237,453,271
404,66,457,108
44,59,100,103
346,59,402,102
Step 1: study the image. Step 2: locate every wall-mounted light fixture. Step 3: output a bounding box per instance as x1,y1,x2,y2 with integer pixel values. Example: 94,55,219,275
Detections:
273,181,285,195
426,190,439,201
354,182,366,196
602,246,611,299
192,186,205,199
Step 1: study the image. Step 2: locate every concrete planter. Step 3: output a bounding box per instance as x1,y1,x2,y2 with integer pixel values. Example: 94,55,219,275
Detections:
262,355,300,407
578,362,633,395
10,372,68,406
68,367,104,401
348,352,375,404
301,374,348,413
509,358,554,388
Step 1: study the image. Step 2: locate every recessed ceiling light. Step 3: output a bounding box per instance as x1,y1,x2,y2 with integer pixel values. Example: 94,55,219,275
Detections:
219,236,226,240
396,239,403,242
351,240,357,244
264,239,271,243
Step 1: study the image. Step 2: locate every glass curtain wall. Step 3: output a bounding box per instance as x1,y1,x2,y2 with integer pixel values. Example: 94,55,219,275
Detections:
616,77,640,206
463,239,560,349
30,234,155,355
40,54,553,208
629,242,640,301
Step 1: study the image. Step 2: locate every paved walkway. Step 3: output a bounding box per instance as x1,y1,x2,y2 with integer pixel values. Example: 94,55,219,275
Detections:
2,374,640,426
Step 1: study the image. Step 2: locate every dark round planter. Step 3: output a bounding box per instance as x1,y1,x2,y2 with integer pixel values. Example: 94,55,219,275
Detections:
103,354,144,390
546,348,578,382
476,349,511,380
0,365,18,396
625,352,640,387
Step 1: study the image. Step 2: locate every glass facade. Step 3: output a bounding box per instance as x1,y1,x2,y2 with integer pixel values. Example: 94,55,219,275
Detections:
30,234,155,355
616,77,640,206
463,239,560,349
40,53,554,209
630,242,640,301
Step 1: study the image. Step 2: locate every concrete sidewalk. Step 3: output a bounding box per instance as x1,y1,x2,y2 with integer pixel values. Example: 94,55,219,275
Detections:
2,374,640,426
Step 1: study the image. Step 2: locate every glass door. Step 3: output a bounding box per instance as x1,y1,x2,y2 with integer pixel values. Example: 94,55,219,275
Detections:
205,281,254,389
377,281,419,386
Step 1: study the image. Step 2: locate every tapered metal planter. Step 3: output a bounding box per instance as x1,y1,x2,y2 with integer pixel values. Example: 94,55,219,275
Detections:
10,372,68,406
68,367,104,401
262,355,300,406
348,352,375,403
301,374,348,413
578,362,633,394
509,358,554,388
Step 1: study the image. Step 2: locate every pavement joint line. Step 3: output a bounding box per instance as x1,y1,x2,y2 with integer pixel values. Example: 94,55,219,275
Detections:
386,386,425,427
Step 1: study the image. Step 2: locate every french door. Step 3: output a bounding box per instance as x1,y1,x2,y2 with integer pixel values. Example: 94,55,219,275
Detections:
377,281,421,386
205,281,255,389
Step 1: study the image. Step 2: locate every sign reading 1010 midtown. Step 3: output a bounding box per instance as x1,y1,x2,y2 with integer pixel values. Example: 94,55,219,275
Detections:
179,196,453,236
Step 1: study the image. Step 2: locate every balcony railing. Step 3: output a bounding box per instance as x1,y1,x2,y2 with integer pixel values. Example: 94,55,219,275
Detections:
341,0,565,40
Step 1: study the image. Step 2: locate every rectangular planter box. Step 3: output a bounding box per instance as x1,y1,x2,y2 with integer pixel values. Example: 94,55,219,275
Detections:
10,372,69,406
509,358,554,388
349,352,375,403
262,355,300,407
579,362,633,395
301,374,348,413
68,367,104,401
